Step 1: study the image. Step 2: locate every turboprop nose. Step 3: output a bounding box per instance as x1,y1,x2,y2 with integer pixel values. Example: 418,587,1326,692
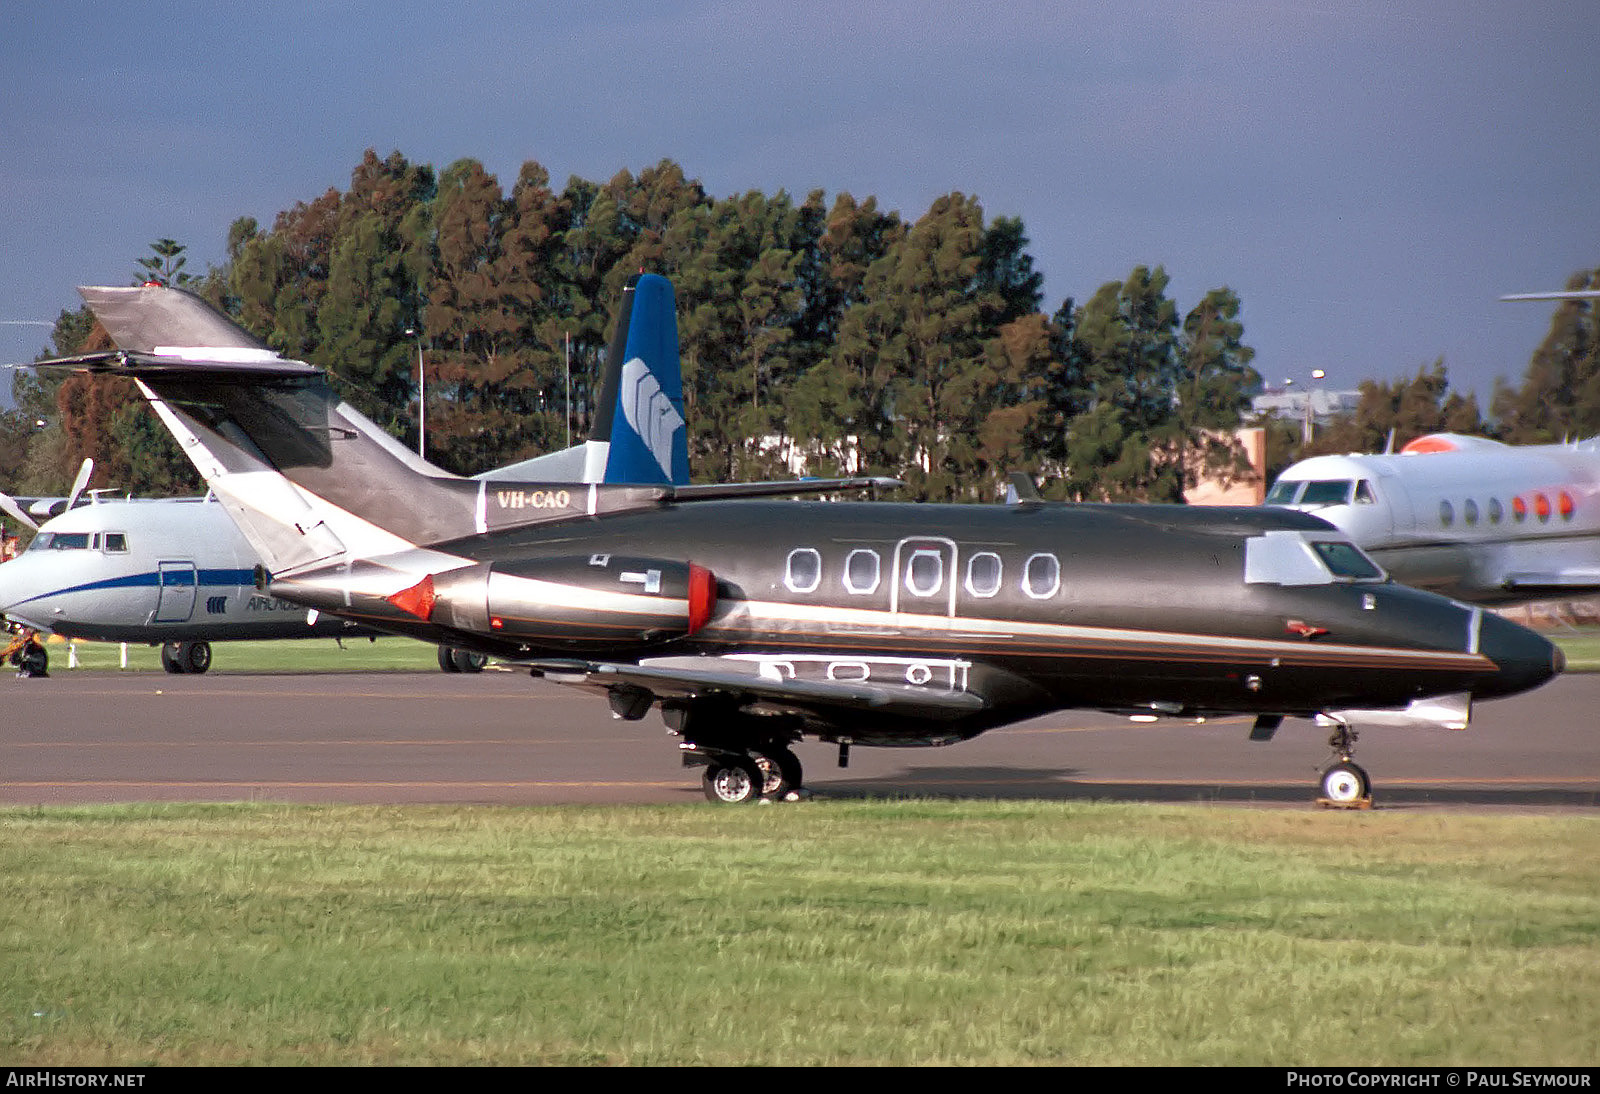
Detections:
1474,610,1564,699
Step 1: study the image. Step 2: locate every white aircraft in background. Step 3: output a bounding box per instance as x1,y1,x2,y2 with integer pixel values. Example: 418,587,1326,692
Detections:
1266,287,1600,605
1265,433,1600,605
0,273,691,674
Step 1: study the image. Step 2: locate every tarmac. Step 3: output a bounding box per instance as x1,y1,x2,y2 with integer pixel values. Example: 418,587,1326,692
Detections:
2,667,1596,811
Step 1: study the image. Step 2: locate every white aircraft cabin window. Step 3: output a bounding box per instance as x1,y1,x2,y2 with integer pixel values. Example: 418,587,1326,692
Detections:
904,549,944,597
1023,553,1061,599
785,548,822,594
103,533,128,553
844,549,880,595
1464,499,1479,525
1488,498,1504,524
966,551,1003,598
1439,500,1454,527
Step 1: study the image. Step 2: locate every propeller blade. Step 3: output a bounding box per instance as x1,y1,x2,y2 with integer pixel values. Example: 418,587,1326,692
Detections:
66,457,94,510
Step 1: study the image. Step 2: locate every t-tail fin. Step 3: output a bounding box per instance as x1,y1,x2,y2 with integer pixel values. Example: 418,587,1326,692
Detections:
587,273,689,486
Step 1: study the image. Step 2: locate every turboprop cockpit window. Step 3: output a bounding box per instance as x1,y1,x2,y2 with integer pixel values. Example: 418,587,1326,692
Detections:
1244,531,1386,586
30,532,91,551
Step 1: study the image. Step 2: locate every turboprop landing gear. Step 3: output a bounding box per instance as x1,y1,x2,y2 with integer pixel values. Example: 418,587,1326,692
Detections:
751,747,805,801
437,646,487,673
160,641,212,675
1317,720,1371,809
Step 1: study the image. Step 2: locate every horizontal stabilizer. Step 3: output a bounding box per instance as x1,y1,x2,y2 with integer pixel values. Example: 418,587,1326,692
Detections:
79,285,273,353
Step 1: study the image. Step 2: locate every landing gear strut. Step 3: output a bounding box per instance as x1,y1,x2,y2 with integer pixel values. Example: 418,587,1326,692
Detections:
1317,720,1371,808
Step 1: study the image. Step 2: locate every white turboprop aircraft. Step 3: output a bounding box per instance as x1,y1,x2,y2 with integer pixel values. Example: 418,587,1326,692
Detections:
1266,289,1600,605
0,274,691,673
1265,433,1600,605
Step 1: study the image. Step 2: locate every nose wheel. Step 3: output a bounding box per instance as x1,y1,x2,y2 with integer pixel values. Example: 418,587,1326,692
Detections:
1317,721,1372,809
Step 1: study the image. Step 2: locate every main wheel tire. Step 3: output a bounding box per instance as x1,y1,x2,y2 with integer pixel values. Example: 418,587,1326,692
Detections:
702,757,763,804
752,748,804,799
449,648,487,673
182,641,212,674
19,645,47,677
160,642,186,674
438,645,461,673
1321,761,1370,804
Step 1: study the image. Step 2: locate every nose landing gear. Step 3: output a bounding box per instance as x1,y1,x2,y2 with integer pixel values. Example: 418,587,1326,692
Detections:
1317,721,1372,809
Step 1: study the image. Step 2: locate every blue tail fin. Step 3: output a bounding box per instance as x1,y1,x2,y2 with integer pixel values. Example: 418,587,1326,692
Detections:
584,273,689,486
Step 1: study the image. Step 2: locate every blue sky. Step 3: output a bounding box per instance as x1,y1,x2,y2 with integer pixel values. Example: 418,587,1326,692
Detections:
3,1,1596,407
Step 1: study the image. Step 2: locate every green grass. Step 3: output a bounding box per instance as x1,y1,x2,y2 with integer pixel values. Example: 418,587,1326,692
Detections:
42,636,442,673
3,801,1597,1065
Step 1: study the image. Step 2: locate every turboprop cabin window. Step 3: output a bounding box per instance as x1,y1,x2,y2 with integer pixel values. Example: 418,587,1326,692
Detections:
785,548,822,593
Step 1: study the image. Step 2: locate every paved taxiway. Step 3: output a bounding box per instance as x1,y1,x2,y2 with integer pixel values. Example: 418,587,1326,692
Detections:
1,668,1595,810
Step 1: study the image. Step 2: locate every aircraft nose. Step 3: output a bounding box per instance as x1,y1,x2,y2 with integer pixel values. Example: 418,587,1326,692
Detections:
1475,611,1563,699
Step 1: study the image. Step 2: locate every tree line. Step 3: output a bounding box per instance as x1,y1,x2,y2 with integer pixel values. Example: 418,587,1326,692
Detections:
5,149,1594,504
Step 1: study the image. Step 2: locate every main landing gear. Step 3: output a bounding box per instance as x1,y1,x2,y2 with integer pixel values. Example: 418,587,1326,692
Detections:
437,646,488,673
1317,720,1372,809
160,641,212,675
695,744,806,804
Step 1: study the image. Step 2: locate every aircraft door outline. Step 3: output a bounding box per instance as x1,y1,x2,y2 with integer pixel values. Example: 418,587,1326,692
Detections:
890,536,958,617
154,560,198,623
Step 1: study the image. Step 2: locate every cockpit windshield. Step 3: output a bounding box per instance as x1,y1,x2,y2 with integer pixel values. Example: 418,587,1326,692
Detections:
1244,530,1388,586
28,532,90,551
1264,478,1376,509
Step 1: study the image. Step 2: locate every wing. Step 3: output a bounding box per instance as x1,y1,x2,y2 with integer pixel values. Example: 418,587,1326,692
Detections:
532,655,987,726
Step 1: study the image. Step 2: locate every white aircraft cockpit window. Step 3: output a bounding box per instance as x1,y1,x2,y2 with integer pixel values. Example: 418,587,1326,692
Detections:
103,533,128,553
1022,553,1061,599
1264,479,1301,505
1298,480,1353,508
904,549,944,597
1244,531,1387,586
785,548,822,593
35,532,91,550
1354,480,1376,505
965,551,1003,598
843,549,880,595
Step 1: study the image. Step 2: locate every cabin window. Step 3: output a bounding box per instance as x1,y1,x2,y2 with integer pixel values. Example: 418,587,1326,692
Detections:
904,549,944,598
843,549,880,595
103,533,128,553
1463,499,1479,526
1439,500,1454,527
1023,553,1061,599
965,552,1003,598
1534,493,1551,523
1512,496,1527,522
785,548,821,593
1488,498,1504,524
1559,491,1575,520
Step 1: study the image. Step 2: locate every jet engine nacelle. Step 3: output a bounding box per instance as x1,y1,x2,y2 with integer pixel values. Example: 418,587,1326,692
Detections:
412,554,717,651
